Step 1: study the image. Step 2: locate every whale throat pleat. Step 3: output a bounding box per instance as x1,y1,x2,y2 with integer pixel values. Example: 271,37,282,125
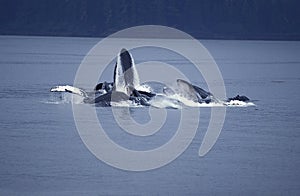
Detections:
113,49,140,95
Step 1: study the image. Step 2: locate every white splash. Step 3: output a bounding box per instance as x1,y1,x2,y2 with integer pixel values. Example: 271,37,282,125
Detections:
149,95,182,109
165,93,255,108
136,84,152,93
224,100,255,107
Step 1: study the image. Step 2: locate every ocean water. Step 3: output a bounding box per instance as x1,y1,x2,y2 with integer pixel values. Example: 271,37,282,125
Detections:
0,36,299,195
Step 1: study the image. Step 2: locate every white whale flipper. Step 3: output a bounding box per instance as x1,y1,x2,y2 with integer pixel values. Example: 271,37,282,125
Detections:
50,85,87,97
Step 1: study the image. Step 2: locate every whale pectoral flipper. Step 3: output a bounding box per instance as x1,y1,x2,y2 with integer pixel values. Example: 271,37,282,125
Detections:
50,85,87,97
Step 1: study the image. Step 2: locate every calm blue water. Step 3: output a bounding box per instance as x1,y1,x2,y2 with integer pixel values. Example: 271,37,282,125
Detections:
0,36,300,195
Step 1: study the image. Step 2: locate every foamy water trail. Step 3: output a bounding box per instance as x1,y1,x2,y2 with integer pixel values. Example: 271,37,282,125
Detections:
149,95,182,109
167,93,255,108
224,100,256,107
44,93,84,105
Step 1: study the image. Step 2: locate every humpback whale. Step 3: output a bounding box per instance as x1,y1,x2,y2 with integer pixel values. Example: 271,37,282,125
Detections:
163,79,250,105
51,48,154,106
50,48,251,107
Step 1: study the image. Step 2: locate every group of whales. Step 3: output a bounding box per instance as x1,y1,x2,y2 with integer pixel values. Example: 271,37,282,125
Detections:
50,48,250,108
